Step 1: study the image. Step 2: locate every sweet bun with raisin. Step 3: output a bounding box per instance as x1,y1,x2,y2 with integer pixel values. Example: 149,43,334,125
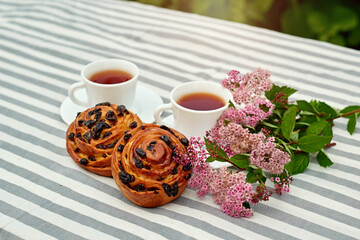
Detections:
66,102,142,177
111,124,192,207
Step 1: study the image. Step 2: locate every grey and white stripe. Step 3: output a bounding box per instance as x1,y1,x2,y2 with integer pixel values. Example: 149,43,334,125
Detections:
1,0,359,239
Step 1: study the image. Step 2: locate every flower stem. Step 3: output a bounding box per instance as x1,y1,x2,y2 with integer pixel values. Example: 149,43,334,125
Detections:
328,109,360,122
287,141,297,145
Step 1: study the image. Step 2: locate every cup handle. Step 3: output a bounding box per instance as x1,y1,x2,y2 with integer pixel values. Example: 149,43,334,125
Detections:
68,82,89,107
154,103,173,126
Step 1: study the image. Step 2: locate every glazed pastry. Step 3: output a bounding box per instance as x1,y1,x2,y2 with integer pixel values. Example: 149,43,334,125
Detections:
111,124,192,207
66,102,142,177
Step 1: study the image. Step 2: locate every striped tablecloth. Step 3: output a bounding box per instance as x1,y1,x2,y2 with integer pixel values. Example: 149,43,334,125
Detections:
1,0,360,239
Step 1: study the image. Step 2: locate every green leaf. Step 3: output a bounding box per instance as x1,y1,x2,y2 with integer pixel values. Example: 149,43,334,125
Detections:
298,115,318,125
281,106,298,140
276,137,292,155
228,100,236,109
285,152,310,175
296,100,317,114
204,138,229,161
242,201,251,209
340,105,360,114
340,105,360,119
273,108,284,119
297,135,332,153
296,122,310,127
290,131,299,141
347,113,357,135
287,144,298,151
316,149,334,168
299,111,316,116
322,122,333,137
246,171,258,183
254,168,263,175
265,84,297,102
204,137,215,150
312,101,339,119
205,156,215,162
305,119,328,136
246,166,266,183
262,121,279,129
216,149,229,161
230,154,250,168
244,125,255,131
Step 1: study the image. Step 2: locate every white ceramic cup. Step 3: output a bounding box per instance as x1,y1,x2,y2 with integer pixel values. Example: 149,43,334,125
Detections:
154,81,232,138
68,59,139,107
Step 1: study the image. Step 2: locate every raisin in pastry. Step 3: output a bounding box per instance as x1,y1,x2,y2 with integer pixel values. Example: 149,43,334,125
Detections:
111,123,192,207
66,103,142,177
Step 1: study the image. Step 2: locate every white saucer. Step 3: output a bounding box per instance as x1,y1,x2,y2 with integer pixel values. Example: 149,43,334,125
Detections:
162,115,231,169
60,84,163,125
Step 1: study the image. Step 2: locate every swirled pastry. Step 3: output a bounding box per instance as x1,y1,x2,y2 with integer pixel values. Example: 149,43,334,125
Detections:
111,124,192,207
66,102,142,177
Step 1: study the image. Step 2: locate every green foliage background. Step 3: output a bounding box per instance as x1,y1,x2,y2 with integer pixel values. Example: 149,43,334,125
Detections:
129,0,360,50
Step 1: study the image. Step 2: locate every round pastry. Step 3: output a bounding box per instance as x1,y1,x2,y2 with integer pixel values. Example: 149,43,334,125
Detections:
111,123,192,207
66,102,142,177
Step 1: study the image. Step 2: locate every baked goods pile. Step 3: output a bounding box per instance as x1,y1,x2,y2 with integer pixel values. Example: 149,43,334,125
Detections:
66,102,191,207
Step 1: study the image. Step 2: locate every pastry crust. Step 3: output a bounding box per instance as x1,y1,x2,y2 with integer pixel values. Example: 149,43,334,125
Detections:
66,103,142,177
111,124,192,207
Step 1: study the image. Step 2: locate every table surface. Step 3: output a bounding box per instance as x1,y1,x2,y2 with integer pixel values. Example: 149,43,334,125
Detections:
1,0,360,239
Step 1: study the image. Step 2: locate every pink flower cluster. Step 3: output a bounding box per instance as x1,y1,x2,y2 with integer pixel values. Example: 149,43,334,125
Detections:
221,181,254,218
222,68,272,105
209,99,274,155
242,99,274,126
210,122,265,154
217,98,274,128
209,69,275,156
176,137,256,218
272,176,293,195
221,70,241,92
250,137,291,174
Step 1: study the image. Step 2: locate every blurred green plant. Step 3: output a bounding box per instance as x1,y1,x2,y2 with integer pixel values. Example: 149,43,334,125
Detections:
132,0,274,24
282,0,360,48
130,0,277,25
188,0,274,25
129,0,360,49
